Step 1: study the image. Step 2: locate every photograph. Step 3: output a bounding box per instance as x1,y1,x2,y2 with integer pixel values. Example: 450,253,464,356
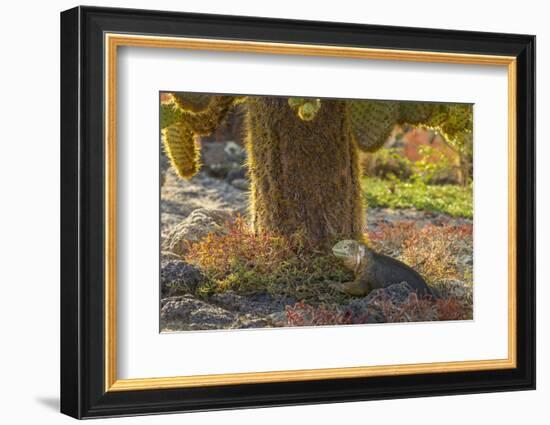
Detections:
56,4,536,419
159,93,474,332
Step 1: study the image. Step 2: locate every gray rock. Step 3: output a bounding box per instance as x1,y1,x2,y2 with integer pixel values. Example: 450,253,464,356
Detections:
231,178,250,191
364,281,415,304
345,301,385,323
161,295,236,330
345,282,415,323
366,207,473,235
162,208,234,256
160,295,277,331
225,167,248,184
201,142,227,165
200,141,246,179
161,259,205,296
160,170,249,244
236,315,270,329
210,291,295,316
224,141,246,161
268,311,287,326
207,162,240,179
160,148,171,187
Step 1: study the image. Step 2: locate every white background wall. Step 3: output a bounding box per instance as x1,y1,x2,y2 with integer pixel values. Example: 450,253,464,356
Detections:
0,0,545,423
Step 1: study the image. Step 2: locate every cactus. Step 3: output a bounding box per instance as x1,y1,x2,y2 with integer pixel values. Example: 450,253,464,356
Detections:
161,92,472,250
398,101,437,124
288,97,322,121
172,93,211,112
161,95,237,179
348,100,400,152
426,104,473,185
160,103,183,129
162,123,200,178
246,96,363,250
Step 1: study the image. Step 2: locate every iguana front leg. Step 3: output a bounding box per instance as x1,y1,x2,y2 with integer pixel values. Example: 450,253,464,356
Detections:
329,280,369,296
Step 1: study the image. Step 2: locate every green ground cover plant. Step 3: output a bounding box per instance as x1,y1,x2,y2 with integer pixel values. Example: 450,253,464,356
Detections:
362,176,473,218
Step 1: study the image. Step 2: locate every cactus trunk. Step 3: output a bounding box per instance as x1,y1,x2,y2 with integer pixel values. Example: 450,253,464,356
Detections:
246,97,364,251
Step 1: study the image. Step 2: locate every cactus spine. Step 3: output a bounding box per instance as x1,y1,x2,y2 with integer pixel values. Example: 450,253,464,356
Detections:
162,123,200,179
246,97,363,250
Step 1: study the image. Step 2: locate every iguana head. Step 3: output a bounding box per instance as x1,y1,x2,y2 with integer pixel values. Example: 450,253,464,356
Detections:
332,240,367,272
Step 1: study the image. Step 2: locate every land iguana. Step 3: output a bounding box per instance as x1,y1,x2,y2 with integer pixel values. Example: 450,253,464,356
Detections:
330,240,437,298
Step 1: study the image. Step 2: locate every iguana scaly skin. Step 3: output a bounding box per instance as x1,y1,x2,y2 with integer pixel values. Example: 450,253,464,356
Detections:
331,240,436,298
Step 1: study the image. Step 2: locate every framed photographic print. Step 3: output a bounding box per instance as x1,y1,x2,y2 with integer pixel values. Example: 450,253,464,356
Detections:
60,6,536,419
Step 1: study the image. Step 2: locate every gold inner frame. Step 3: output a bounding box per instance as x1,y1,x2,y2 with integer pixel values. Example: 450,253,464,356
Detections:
104,33,517,392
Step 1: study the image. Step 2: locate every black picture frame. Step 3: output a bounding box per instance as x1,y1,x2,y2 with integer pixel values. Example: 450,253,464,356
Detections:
60,5,535,419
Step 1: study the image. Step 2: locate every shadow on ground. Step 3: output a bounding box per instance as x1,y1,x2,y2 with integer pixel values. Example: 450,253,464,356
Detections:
35,396,59,411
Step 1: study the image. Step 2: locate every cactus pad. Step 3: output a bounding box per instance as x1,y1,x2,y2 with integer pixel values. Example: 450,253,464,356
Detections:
431,104,473,141
172,93,211,113
178,95,237,135
160,94,238,178
348,100,399,152
288,97,322,121
160,103,183,130
162,123,200,179
398,102,438,124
